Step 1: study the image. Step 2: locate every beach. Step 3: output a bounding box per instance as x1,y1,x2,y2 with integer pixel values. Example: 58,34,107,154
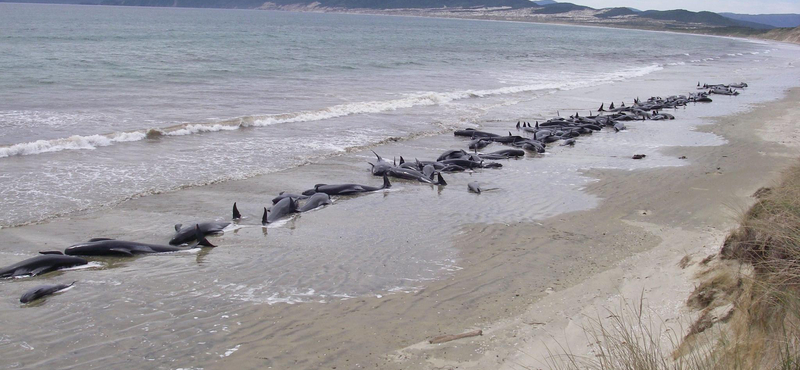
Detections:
1,4,800,369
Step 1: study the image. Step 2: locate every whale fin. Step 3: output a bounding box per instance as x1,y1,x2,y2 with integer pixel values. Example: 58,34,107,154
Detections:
399,156,405,165
89,238,114,242
232,202,241,220
174,224,183,232
109,248,134,257
261,207,268,225
194,224,216,248
29,266,53,276
436,173,447,186
367,161,375,169
382,174,391,189
516,121,520,129
39,250,64,255
371,149,383,162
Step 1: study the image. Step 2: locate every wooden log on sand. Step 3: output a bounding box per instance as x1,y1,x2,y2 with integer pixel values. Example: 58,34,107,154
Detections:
429,330,483,344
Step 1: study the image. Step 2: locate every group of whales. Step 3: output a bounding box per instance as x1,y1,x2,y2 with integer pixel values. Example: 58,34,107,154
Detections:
0,82,745,304
700,81,747,96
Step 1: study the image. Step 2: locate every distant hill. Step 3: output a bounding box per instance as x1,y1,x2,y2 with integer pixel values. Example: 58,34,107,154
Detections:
0,0,540,7
639,9,775,29
533,2,588,14
595,7,635,19
0,0,788,36
719,13,800,28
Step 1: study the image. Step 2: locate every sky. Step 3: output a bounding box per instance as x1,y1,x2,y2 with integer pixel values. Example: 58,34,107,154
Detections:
568,0,800,14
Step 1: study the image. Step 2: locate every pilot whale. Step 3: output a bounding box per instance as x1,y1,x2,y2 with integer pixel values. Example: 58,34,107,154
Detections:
0,255,88,278
20,282,75,304
66,225,215,257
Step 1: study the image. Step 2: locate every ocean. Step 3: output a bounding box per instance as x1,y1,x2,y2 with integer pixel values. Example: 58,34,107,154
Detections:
1,3,800,368
0,3,774,227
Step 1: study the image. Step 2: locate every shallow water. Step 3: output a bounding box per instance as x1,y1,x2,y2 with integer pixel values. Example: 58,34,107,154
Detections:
1,4,800,369
0,3,777,227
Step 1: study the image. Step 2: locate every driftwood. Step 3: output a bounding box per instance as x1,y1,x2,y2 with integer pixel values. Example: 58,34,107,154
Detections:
429,330,483,344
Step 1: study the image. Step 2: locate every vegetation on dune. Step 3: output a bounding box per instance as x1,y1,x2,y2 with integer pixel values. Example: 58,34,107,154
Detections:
594,7,636,19
639,10,774,29
548,160,800,370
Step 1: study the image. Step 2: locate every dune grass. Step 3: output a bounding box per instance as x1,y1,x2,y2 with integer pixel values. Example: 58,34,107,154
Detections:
547,160,800,370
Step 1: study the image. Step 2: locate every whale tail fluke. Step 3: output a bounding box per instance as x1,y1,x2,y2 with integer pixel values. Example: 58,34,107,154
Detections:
194,224,216,248
382,174,391,189
261,207,268,225
232,202,241,220
436,172,447,186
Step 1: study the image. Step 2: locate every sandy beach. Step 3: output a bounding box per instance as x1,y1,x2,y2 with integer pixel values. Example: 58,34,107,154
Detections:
2,73,799,370
2,6,800,369
2,65,799,370
387,88,800,370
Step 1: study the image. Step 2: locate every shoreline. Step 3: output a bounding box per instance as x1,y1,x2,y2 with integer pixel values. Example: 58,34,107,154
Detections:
387,87,800,369
1,14,798,367
2,81,798,370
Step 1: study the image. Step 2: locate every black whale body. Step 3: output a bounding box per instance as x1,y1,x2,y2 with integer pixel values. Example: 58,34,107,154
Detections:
0,255,88,278
20,282,74,304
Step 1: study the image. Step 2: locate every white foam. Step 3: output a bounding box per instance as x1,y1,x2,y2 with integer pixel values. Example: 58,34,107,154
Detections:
221,345,240,358
0,64,662,159
165,123,239,136
0,132,146,158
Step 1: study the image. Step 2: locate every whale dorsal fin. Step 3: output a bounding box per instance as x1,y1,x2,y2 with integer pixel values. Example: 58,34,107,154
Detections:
232,202,241,220
436,172,447,186
174,224,183,232
194,224,216,248
262,207,268,225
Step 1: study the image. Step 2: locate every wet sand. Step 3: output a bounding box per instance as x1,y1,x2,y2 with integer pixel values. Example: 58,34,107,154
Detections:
1,47,799,369
390,88,800,369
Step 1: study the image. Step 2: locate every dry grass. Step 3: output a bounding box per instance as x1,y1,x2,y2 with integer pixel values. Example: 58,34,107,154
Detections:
546,160,800,370
716,161,800,369
544,296,719,370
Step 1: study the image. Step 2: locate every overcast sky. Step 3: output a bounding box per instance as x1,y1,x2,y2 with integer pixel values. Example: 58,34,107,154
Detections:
569,0,800,14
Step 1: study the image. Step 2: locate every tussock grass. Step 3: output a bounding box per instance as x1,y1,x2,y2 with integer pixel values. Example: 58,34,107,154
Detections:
547,161,800,370
544,297,719,370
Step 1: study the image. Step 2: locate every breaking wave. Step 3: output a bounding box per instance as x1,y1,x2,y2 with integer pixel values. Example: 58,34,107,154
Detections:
0,64,662,159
